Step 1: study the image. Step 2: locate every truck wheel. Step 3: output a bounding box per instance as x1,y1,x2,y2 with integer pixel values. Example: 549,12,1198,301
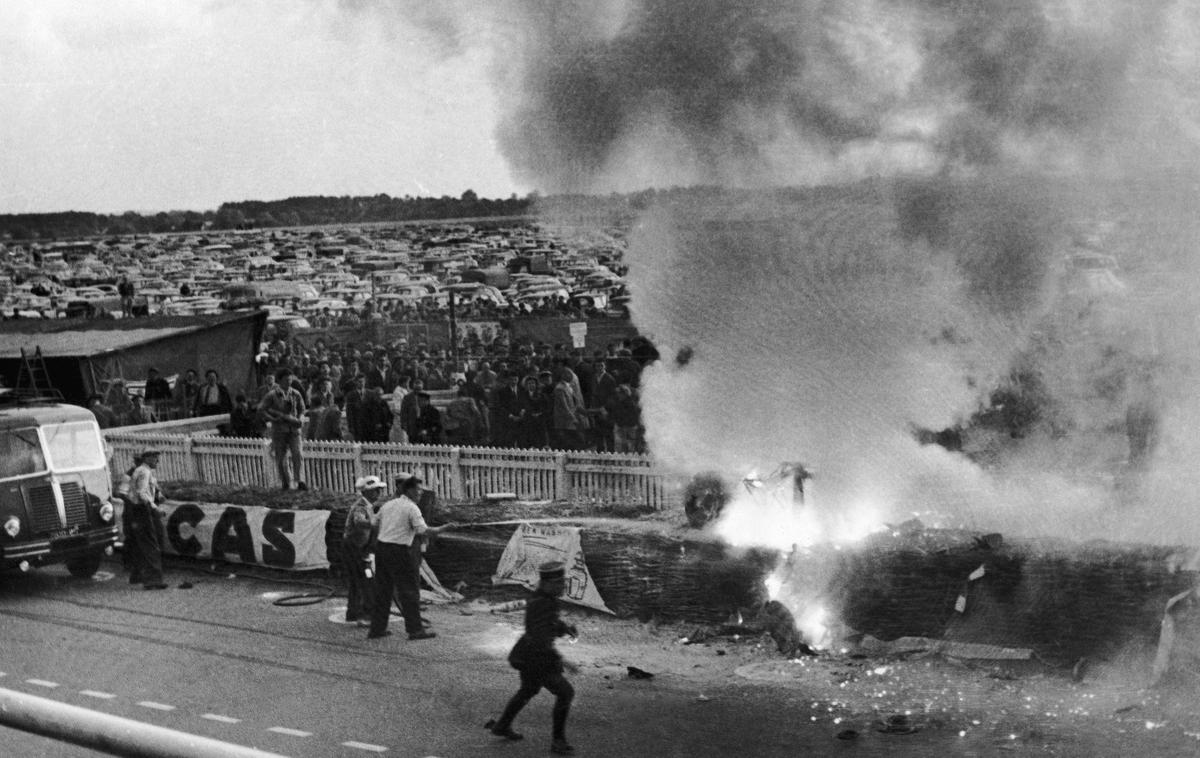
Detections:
66,552,103,578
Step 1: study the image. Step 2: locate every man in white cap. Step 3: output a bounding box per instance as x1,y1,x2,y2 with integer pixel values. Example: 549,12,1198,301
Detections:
366,475,453,640
127,448,168,590
343,476,385,626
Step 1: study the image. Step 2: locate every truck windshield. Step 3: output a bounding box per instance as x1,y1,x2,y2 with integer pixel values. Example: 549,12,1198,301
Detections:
43,422,106,471
0,428,48,479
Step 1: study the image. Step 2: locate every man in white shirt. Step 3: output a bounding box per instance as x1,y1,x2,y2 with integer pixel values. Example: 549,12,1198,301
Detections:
367,475,452,640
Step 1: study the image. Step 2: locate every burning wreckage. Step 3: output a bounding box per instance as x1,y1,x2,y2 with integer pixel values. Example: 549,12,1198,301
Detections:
682,464,1200,686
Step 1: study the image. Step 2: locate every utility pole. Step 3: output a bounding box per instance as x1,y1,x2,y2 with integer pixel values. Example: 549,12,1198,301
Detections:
448,288,459,370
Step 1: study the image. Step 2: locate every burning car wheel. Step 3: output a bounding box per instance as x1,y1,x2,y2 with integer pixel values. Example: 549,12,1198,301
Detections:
683,473,729,528
66,551,103,578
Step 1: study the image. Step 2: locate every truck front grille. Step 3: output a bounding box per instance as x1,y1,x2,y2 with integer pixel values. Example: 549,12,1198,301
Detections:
61,482,88,527
26,485,61,534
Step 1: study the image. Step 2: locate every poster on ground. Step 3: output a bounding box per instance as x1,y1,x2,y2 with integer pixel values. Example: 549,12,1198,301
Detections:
492,523,613,614
149,501,331,571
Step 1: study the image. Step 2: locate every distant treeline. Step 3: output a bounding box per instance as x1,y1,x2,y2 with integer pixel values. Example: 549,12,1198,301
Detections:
0,190,535,241
0,182,892,241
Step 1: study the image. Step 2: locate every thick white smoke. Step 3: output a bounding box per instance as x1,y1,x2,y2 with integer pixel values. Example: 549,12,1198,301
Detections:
363,0,1200,544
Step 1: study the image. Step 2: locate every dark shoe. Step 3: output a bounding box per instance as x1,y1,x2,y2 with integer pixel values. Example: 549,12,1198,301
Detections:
143,583,168,590
551,738,574,755
367,630,392,639
408,630,437,640
485,720,523,741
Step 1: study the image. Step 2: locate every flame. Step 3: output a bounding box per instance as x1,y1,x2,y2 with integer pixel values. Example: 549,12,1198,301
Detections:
797,605,832,651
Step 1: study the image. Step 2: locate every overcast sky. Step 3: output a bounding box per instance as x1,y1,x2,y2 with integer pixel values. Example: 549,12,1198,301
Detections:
0,1,523,214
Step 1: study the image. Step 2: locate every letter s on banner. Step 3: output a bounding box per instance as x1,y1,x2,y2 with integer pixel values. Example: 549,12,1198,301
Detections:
261,510,296,568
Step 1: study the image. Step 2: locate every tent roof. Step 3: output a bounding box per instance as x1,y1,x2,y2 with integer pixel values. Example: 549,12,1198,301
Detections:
0,312,264,359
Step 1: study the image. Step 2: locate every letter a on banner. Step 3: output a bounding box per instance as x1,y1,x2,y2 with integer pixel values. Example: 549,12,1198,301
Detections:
492,523,612,614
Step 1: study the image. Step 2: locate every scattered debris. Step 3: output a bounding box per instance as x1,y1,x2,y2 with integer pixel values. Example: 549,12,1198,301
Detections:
1072,657,1089,683
857,635,1032,661
490,599,527,614
975,533,1004,551
875,714,919,735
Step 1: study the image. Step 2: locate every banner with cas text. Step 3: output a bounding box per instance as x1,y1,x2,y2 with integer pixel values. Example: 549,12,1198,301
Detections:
154,501,331,571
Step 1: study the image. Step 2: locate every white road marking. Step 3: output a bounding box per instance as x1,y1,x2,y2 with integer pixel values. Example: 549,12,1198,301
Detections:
202,713,242,724
26,679,59,688
343,741,388,752
80,690,116,700
268,727,313,737
137,701,176,711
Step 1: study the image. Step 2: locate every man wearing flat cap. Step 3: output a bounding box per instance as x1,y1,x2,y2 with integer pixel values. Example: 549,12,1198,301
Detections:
487,560,578,754
343,476,385,626
126,449,168,590
366,475,453,640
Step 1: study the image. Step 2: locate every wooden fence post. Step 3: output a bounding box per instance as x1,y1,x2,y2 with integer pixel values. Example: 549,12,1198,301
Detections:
261,439,274,486
450,447,464,500
183,436,199,481
554,452,569,502
352,443,364,481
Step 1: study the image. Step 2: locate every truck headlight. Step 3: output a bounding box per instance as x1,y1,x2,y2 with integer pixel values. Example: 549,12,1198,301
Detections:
99,502,115,522
4,516,20,538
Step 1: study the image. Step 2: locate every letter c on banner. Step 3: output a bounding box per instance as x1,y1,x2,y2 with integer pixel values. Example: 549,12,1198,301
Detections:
261,510,296,568
167,503,204,556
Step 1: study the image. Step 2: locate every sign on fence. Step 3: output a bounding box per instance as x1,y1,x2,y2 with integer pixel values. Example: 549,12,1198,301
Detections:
492,523,612,614
154,501,331,571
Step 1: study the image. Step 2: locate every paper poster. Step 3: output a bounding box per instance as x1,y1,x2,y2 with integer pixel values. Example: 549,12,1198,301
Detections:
492,523,612,614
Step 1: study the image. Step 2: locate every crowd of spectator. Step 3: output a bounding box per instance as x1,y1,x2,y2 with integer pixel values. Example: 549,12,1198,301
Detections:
305,290,627,330
90,333,657,454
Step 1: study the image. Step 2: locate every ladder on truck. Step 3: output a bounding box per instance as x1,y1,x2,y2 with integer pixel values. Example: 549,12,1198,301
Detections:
14,346,63,400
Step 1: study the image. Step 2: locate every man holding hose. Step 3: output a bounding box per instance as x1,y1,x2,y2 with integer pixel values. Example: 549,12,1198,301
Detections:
366,475,453,640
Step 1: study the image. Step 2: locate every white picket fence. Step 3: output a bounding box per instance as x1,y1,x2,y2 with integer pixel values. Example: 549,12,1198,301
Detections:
103,431,682,510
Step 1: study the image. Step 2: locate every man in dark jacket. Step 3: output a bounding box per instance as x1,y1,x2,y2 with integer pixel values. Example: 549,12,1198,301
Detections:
411,392,443,444
487,561,578,755
399,379,424,441
343,376,368,441
194,369,233,417
143,368,172,403
229,394,257,437
491,372,523,448
360,386,393,443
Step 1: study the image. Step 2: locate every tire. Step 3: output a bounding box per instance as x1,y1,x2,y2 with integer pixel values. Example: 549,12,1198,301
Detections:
683,473,729,529
66,552,103,578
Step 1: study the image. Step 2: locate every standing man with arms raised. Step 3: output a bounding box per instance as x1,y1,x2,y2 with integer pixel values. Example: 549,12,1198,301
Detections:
366,475,452,641
259,367,307,490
